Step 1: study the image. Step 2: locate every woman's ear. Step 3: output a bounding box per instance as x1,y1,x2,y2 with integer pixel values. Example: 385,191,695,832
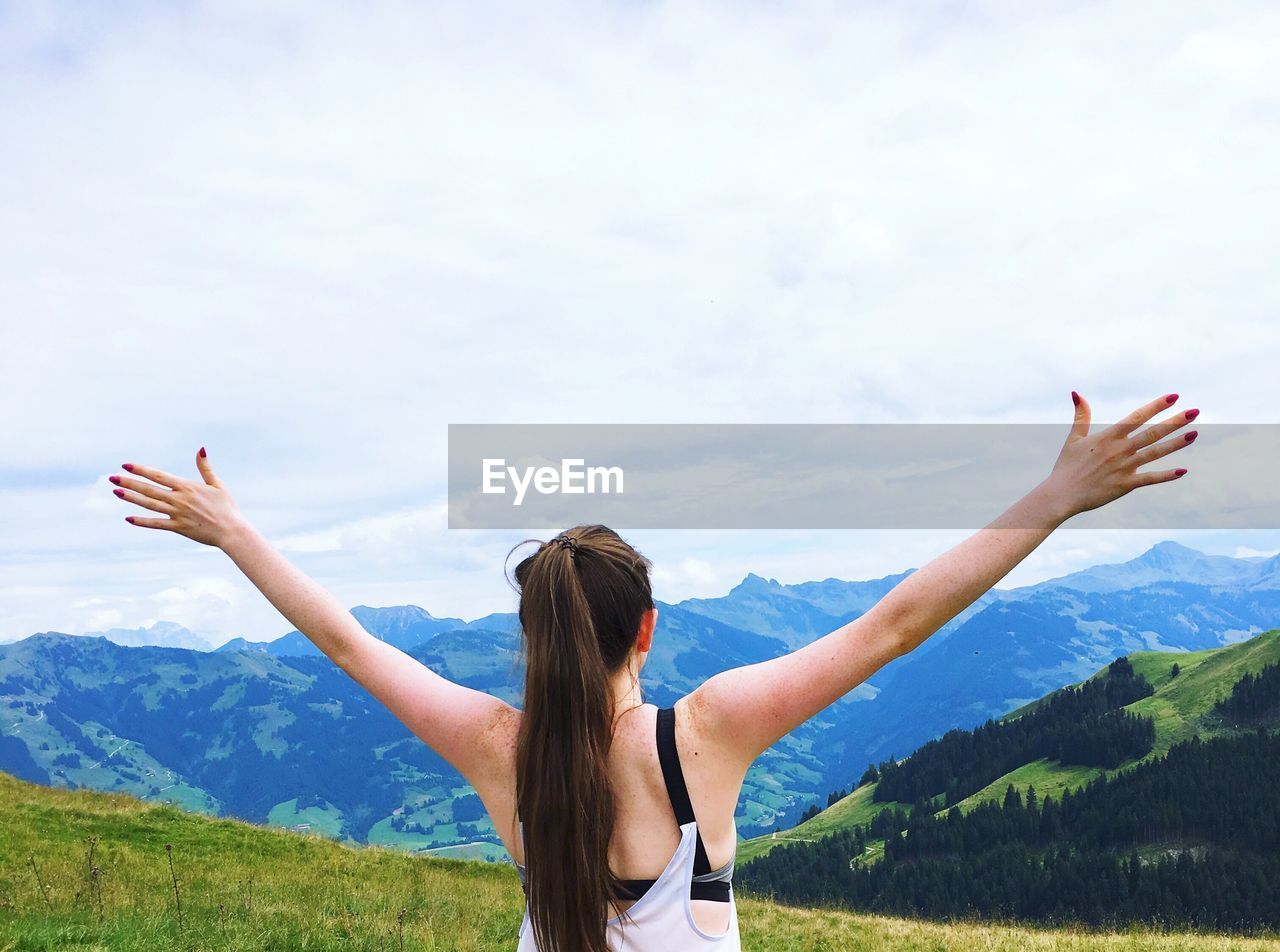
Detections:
636,607,658,653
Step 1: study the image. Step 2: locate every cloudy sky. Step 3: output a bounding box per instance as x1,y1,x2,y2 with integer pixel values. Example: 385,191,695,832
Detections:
2,1,1278,647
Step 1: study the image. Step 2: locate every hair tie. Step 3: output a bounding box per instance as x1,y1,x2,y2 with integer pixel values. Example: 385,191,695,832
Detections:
551,535,579,556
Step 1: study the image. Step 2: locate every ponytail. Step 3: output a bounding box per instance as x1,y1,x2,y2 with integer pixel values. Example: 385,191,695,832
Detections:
512,525,654,952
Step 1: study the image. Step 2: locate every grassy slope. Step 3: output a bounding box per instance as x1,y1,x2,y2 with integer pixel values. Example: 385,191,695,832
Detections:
738,782,914,865
3,772,1278,951
957,627,1280,811
741,629,1280,863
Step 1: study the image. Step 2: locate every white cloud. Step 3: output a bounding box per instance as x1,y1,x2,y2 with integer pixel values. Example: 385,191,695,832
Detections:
1232,545,1280,560
1,0,1278,642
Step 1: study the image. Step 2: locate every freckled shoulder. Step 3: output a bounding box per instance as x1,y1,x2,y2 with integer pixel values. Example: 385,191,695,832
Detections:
677,685,747,776
487,700,522,759
678,687,714,750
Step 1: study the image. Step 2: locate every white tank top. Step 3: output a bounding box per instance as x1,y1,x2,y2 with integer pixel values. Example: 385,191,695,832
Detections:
515,820,741,950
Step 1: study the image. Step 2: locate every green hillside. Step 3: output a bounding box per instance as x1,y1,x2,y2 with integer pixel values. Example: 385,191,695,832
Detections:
0,617,848,848
4,771,1279,951
741,628,1280,864
738,782,914,864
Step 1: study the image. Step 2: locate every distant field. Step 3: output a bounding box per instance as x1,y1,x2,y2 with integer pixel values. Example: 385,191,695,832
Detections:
266,796,345,839
4,771,1279,951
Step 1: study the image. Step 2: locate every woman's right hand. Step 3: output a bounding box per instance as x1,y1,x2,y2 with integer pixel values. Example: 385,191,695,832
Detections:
1041,392,1198,520
110,447,248,548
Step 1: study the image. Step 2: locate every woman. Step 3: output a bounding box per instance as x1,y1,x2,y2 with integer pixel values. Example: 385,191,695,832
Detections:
109,392,1196,951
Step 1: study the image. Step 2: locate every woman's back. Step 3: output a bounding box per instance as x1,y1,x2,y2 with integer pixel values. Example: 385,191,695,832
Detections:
516,819,740,950
490,697,747,947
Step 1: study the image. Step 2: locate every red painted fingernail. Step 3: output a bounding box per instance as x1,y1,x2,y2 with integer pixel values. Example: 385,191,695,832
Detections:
199,446,206,458
125,516,135,523
1071,391,1080,406
109,475,121,485
1175,468,1188,477
122,463,135,472
1184,409,1199,421
113,488,125,498
1165,393,1178,404
1185,431,1198,442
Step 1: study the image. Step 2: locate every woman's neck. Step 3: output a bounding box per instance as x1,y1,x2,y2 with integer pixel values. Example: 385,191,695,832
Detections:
610,666,645,715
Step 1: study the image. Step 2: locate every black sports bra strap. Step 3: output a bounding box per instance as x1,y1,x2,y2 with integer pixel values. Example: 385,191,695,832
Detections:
655,705,713,876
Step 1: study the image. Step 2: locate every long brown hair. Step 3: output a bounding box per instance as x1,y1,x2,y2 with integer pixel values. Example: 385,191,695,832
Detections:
511,524,655,952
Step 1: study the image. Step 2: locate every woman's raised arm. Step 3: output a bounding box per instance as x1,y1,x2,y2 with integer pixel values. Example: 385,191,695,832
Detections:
110,450,515,788
686,392,1199,770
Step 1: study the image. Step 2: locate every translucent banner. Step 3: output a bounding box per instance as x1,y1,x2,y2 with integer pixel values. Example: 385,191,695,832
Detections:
447,424,1278,530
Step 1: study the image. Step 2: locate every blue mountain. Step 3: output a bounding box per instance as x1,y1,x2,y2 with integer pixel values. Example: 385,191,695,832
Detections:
0,602,843,843
678,571,911,648
88,620,215,651
3,541,1277,854
216,604,469,656
1024,540,1280,594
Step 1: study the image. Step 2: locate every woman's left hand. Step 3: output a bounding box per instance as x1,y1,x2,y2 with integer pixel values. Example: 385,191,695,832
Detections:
1040,392,1197,521
110,448,246,548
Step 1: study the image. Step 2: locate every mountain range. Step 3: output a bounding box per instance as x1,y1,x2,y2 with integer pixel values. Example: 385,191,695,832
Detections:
2,540,1278,857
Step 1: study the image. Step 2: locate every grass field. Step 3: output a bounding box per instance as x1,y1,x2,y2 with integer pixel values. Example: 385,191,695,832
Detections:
266,796,346,839
4,770,1279,951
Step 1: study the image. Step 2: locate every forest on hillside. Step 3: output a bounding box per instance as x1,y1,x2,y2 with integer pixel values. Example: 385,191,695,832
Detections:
740,660,1280,934
868,657,1155,807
